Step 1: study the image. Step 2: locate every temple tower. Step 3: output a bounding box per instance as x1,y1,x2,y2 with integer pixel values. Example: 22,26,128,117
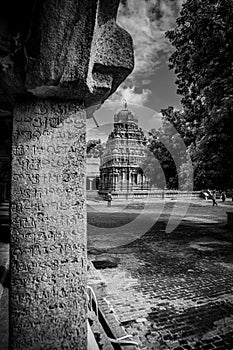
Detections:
99,102,148,194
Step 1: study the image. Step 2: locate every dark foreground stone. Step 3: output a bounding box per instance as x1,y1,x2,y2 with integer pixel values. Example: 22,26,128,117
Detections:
92,255,120,269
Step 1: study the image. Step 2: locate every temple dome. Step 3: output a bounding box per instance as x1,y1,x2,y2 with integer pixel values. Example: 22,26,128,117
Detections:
114,101,138,124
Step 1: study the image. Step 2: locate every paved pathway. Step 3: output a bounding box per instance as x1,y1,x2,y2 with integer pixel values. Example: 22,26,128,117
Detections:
88,199,233,349
0,242,9,350
0,201,10,350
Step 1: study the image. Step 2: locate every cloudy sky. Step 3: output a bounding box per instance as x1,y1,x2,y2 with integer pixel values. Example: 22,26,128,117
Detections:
88,0,184,140
115,0,183,110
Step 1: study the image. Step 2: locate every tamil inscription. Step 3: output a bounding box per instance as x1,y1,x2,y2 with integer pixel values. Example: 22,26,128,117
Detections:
11,100,87,349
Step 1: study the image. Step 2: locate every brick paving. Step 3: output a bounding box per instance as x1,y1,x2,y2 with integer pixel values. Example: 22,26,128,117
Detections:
0,288,9,350
0,242,9,350
0,201,10,350
88,200,233,350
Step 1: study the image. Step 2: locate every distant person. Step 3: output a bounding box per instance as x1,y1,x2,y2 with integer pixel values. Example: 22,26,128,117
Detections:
212,190,218,206
107,191,112,207
221,192,226,202
162,189,165,199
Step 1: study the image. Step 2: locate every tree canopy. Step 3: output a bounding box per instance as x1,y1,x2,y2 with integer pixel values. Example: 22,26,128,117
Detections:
143,107,192,190
164,0,233,190
86,139,104,158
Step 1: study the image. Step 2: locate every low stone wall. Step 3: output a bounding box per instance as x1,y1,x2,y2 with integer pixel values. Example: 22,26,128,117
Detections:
98,190,201,200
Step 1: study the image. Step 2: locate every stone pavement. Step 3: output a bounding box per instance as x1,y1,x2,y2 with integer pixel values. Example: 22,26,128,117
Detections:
0,242,9,350
0,201,10,350
88,199,233,350
1,199,233,349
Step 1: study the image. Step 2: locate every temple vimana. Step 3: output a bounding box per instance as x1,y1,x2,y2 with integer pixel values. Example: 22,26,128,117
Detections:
98,102,149,194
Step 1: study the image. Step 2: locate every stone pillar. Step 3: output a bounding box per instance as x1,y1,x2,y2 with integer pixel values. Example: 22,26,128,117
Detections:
120,171,123,190
129,171,132,189
89,178,94,191
0,1,134,348
104,173,107,189
132,173,136,189
11,100,86,349
122,171,125,183
140,174,144,189
109,173,112,189
114,173,118,190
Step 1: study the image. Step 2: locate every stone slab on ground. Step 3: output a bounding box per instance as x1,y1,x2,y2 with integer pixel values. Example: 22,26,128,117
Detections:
88,260,138,350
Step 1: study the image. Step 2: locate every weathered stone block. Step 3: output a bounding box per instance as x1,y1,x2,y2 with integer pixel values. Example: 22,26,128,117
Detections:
0,0,134,112
11,100,87,349
0,1,134,349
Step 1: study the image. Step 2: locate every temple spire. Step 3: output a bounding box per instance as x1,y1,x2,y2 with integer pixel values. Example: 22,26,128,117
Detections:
123,99,128,110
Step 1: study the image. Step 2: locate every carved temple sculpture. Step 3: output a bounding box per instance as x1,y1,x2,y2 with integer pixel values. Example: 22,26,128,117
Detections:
0,1,134,349
99,102,149,195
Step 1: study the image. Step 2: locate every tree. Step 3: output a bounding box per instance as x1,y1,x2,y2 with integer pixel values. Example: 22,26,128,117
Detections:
144,129,178,189
143,108,190,190
86,139,104,158
166,0,233,189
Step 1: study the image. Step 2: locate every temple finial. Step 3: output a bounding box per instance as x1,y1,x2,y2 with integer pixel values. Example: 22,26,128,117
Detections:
123,99,128,109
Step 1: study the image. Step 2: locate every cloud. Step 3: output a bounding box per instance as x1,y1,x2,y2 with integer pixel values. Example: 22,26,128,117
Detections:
122,86,152,105
117,0,183,80
145,112,163,131
109,85,152,106
109,0,183,105
141,79,152,85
